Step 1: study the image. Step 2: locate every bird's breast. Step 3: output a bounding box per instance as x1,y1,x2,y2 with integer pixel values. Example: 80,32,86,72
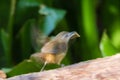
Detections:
41,41,68,54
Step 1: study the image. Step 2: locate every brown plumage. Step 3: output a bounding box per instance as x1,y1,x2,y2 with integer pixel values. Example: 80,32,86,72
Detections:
31,31,80,71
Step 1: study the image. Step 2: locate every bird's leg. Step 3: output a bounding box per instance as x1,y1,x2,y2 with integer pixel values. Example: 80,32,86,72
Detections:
40,61,47,72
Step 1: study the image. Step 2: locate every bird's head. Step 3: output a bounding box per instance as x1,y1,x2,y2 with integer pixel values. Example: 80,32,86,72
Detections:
55,31,80,43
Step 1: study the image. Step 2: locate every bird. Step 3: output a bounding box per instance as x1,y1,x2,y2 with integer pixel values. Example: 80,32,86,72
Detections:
31,31,80,71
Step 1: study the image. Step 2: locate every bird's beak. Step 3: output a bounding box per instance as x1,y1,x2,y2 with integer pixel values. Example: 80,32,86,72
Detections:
68,31,80,39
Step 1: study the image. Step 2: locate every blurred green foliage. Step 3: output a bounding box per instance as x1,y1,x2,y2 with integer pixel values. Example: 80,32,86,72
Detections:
0,0,120,77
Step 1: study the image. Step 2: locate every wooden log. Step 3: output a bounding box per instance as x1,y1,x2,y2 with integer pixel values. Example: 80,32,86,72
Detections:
0,70,6,80
7,53,120,80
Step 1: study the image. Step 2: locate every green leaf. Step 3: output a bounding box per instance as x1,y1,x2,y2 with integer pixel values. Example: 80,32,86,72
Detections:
1,68,11,73
0,29,12,66
15,0,40,27
39,5,66,35
18,19,35,59
7,58,60,77
101,0,120,50
18,0,40,8
7,60,41,77
110,19,120,50
100,31,119,57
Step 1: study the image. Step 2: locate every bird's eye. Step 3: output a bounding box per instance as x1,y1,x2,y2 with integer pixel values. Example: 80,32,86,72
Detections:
64,34,69,38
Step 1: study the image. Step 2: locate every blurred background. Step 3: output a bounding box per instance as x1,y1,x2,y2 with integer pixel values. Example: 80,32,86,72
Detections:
0,0,120,77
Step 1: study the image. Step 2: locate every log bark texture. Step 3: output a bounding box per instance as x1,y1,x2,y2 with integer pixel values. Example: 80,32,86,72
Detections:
7,53,120,80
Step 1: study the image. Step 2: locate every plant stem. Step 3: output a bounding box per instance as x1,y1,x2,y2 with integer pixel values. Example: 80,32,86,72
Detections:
81,0,101,58
6,0,16,66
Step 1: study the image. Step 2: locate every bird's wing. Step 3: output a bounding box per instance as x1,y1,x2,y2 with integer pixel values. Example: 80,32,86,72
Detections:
31,26,50,52
41,41,67,54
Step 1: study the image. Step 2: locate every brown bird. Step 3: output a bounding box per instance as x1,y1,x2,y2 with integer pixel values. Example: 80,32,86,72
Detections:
31,31,80,71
